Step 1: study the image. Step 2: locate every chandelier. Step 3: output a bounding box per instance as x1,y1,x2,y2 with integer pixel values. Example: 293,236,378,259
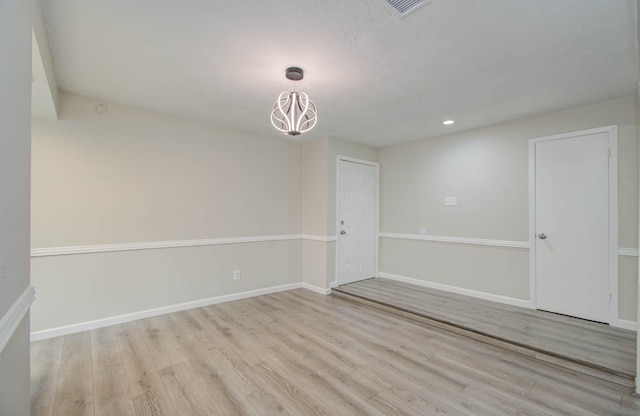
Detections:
270,67,317,136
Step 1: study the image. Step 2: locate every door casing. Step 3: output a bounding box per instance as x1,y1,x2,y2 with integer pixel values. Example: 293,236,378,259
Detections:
528,125,618,325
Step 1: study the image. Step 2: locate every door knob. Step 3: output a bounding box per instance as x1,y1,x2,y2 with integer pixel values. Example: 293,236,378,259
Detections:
538,233,547,239
340,230,346,235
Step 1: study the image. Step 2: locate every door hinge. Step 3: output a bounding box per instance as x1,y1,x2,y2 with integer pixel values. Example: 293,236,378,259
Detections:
609,292,612,303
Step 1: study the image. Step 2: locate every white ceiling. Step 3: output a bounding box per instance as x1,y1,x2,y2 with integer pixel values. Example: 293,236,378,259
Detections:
39,0,638,147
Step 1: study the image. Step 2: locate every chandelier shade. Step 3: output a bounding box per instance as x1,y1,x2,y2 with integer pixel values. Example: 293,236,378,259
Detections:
270,67,317,136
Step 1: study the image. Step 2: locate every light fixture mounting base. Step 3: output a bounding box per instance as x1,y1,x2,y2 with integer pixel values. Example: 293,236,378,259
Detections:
285,67,304,81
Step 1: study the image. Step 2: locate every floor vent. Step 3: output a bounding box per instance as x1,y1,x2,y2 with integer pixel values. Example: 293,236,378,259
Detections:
380,0,430,17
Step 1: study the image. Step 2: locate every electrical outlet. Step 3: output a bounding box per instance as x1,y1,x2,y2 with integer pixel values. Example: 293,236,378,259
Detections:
444,196,457,206
233,270,241,280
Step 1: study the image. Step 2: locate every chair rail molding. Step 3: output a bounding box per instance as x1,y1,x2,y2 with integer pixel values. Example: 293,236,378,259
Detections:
301,234,338,242
0,286,35,353
380,233,637,257
618,247,639,257
31,234,339,257
379,232,529,249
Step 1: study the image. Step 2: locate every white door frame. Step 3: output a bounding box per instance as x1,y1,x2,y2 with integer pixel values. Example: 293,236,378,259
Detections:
335,155,379,286
528,125,618,325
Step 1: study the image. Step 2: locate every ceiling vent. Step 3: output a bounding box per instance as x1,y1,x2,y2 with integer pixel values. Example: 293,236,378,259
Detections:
380,0,430,17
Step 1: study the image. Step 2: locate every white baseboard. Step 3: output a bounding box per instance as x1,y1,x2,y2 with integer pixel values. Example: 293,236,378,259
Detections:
301,283,331,295
379,272,533,309
1,286,35,353
615,319,638,331
31,283,305,341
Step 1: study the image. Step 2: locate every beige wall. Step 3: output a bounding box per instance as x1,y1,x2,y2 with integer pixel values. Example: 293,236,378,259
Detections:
31,92,303,332
31,95,380,332
301,136,331,290
301,240,330,289
32,93,302,246
301,136,379,236
302,136,328,236
0,0,32,413
380,96,639,320
30,90,638,334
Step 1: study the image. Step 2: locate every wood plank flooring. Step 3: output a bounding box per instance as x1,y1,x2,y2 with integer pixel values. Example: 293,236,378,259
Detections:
31,289,640,415
333,278,637,379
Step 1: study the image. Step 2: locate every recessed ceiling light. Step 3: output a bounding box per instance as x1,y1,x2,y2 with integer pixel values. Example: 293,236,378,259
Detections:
442,120,455,125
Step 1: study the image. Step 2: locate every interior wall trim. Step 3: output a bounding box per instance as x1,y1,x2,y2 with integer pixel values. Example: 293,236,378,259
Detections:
301,234,338,242
618,247,639,257
31,234,338,257
31,233,633,257
0,286,35,353
379,232,530,249
380,233,637,257
378,272,533,308
31,282,329,341
302,283,332,295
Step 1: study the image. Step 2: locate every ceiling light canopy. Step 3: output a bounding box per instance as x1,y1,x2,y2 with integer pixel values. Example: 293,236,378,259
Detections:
271,67,317,136
442,120,455,125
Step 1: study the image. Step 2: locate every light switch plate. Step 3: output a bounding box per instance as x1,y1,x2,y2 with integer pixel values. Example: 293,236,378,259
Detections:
445,197,457,206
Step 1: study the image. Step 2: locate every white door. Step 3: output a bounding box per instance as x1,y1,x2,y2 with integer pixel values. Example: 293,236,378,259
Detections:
337,159,378,285
532,128,614,323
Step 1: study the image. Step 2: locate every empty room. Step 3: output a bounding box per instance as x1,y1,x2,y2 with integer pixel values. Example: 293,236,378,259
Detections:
2,0,640,415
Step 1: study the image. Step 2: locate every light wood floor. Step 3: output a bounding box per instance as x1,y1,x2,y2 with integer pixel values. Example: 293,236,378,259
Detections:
31,289,640,416
334,278,637,379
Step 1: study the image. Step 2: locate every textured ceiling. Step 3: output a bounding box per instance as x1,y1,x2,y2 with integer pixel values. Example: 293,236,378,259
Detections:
40,0,638,147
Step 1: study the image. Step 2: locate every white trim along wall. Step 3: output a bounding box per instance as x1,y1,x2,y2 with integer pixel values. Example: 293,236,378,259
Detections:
379,272,532,309
31,283,302,341
379,232,637,257
0,286,35,353
31,235,338,257
380,232,528,249
301,235,338,242
32,234,636,258
619,248,639,257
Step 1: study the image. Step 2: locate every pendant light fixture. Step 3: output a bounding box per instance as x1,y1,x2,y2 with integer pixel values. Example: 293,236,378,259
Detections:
271,67,317,136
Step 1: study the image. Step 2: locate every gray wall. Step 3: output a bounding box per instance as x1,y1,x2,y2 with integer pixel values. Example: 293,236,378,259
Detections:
0,0,32,414
380,96,639,321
